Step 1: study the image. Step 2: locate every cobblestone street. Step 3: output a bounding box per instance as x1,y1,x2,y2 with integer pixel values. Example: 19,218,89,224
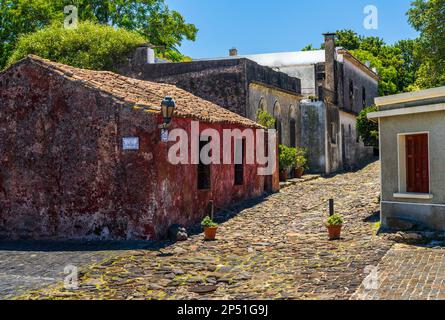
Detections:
12,160,398,300
352,244,445,300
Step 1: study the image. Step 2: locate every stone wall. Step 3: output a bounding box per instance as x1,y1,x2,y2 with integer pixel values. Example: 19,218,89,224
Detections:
300,102,326,173
0,61,278,240
247,83,301,147
339,59,379,114
120,58,301,119
339,110,374,170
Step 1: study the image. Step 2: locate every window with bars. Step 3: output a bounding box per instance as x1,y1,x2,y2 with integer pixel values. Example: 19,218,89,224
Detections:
234,139,245,186
197,139,211,190
349,80,354,109
362,87,367,108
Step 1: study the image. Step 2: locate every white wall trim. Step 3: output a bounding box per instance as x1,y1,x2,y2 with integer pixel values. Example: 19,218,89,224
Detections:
375,86,445,107
393,193,433,200
382,201,445,208
368,103,445,119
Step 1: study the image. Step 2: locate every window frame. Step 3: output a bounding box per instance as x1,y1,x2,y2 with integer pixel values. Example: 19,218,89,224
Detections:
349,80,354,109
395,132,433,199
331,122,337,145
197,137,212,191
234,138,245,186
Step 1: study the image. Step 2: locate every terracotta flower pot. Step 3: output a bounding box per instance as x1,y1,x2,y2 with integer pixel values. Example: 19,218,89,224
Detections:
204,227,218,241
326,225,342,240
279,170,288,182
295,168,304,178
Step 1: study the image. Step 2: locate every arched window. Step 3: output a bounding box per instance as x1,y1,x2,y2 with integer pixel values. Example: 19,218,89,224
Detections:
362,87,367,108
349,80,354,109
289,105,297,148
273,101,282,145
259,98,267,112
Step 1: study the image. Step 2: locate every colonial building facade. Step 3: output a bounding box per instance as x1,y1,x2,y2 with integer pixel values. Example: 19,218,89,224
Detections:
240,34,379,173
120,53,303,150
121,34,379,174
0,56,278,240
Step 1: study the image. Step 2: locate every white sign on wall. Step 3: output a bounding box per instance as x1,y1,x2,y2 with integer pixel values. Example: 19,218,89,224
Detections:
161,129,169,142
122,137,140,150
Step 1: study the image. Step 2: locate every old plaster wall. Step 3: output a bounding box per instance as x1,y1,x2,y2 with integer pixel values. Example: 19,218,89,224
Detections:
0,62,122,240
340,59,378,114
0,62,276,240
325,104,342,174
339,110,374,170
247,83,301,147
273,65,316,98
300,102,326,173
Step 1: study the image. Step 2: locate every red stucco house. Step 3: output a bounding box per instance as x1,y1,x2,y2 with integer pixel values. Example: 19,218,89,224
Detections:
0,55,279,240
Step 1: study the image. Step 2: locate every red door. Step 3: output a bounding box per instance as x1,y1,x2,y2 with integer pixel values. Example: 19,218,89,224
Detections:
406,134,429,193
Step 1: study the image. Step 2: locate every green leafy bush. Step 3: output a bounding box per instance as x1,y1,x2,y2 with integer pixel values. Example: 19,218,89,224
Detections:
278,145,295,172
256,110,276,129
326,214,344,226
357,105,379,148
294,147,308,170
7,21,147,71
201,216,218,228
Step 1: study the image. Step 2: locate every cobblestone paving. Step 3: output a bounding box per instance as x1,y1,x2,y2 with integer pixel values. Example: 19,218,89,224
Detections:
0,242,149,300
17,161,395,300
352,244,445,300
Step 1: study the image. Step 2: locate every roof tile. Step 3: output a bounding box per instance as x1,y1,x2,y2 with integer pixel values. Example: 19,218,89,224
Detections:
21,55,262,129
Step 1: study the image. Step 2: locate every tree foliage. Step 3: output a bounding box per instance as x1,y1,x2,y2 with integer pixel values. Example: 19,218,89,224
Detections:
0,0,198,69
307,29,421,96
7,22,147,71
357,105,379,148
256,109,276,129
408,0,445,89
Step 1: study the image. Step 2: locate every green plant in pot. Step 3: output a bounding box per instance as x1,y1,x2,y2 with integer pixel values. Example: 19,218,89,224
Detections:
294,147,308,178
279,145,295,182
326,214,344,240
201,216,218,241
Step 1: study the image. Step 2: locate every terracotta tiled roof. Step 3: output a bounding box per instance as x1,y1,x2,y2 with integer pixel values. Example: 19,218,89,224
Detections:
19,55,263,129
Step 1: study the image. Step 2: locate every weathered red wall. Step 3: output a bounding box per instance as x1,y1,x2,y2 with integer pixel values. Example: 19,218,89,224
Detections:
0,61,279,240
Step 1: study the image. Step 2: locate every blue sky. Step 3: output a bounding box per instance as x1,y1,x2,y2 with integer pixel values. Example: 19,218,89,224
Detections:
165,0,419,58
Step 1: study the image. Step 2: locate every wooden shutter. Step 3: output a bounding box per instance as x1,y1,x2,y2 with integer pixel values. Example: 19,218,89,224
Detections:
406,134,429,194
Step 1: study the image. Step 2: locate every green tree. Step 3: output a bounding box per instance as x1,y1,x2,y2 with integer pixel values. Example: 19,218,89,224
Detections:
305,29,415,95
356,105,379,148
408,0,445,88
0,0,198,69
301,44,317,51
7,22,147,71
394,39,421,92
333,29,361,50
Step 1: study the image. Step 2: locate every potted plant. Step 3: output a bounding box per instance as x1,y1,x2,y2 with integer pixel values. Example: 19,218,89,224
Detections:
326,214,344,240
201,216,218,241
294,147,308,178
279,145,294,182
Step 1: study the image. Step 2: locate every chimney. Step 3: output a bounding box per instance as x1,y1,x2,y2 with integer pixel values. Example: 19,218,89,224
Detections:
133,44,155,66
229,48,238,57
323,33,337,104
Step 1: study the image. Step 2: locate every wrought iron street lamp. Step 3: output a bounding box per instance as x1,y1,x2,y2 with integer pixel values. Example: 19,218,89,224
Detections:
161,96,176,126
